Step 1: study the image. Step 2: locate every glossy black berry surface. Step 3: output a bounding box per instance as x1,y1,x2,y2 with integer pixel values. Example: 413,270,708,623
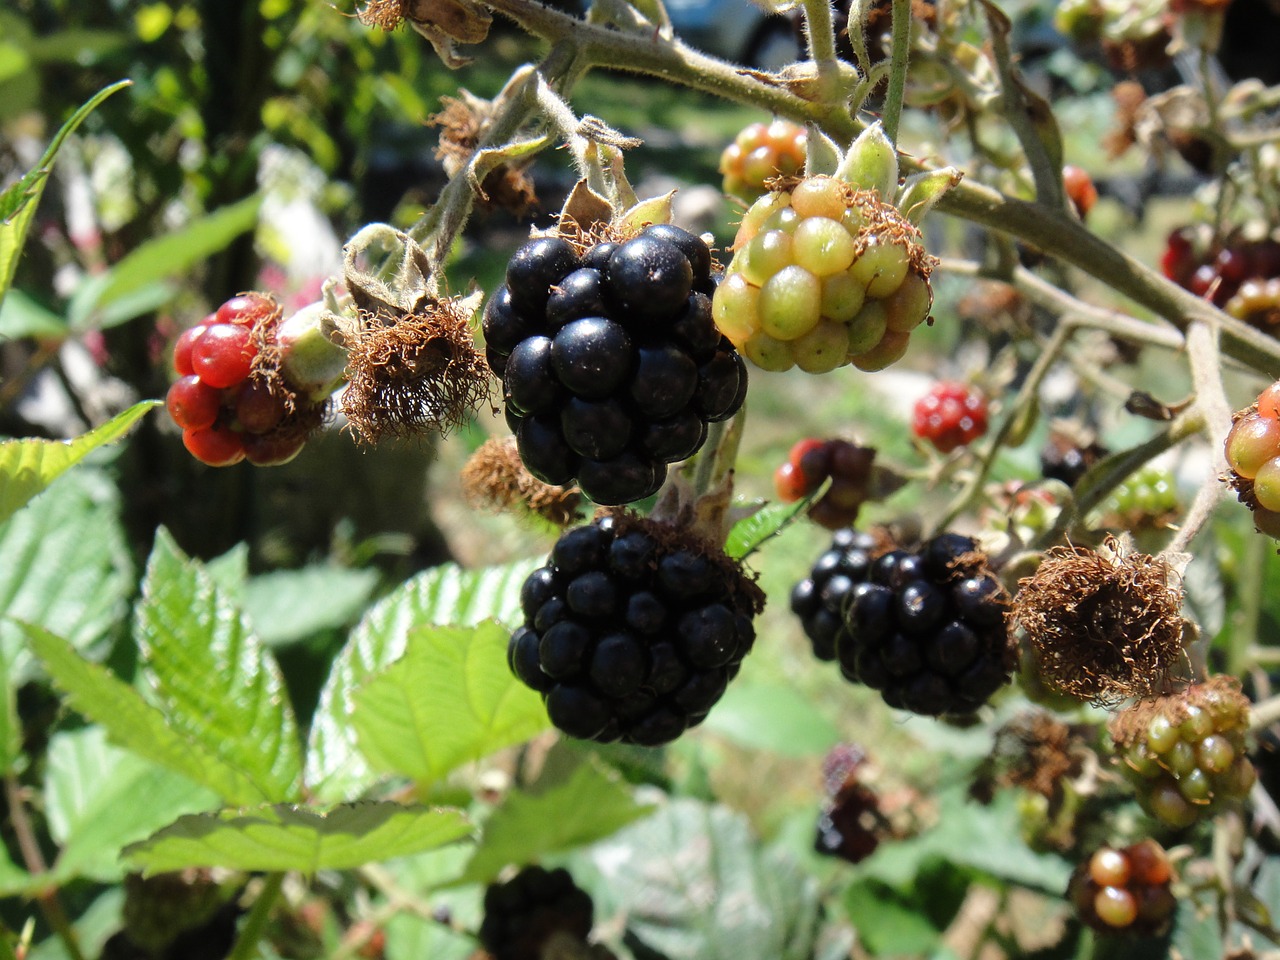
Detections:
791,530,1013,715
509,516,763,745
486,225,748,505
479,865,594,960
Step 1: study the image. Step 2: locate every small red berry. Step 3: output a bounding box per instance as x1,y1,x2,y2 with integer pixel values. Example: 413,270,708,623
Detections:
1062,165,1098,219
774,461,809,502
173,325,209,377
166,375,223,431
183,426,246,466
216,292,276,327
912,382,989,453
1259,382,1280,420
191,323,256,388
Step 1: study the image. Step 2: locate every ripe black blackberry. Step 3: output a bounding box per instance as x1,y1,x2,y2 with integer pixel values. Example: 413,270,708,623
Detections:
789,528,879,661
792,530,1013,715
479,865,594,960
509,514,764,745
484,226,748,505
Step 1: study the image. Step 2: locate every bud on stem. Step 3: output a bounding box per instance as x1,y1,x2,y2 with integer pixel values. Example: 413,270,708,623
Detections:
277,302,350,401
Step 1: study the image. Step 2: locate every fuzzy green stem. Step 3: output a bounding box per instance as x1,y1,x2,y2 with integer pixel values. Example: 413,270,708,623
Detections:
881,0,911,145
801,0,841,101
227,873,285,960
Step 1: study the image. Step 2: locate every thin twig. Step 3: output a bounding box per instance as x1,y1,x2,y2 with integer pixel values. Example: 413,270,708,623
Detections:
4,774,85,960
881,0,911,144
227,872,285,960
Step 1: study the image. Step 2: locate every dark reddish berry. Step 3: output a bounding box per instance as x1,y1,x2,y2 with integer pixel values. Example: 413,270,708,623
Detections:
243,432,304,467
1068,840,1175,935
233,380,287,435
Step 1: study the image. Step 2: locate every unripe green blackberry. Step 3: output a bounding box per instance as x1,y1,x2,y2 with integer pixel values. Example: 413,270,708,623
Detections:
712,176,934,374
1110,677,1255,828
1095,465,1178,529
1067,839,1176,936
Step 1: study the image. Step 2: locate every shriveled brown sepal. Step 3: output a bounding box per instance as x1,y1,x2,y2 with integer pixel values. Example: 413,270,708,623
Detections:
1013,537,1188,705
461,436,583,527
341,297,491,445
429,92,537,216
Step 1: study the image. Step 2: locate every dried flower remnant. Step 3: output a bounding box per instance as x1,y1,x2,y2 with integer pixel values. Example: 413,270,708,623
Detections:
462,436,583,527
429,93,538,215
1012,538,1187,705
341,297,492,445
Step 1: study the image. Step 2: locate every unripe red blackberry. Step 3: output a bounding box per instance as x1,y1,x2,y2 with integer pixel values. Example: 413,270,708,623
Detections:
1225,383,1280,535
487,226,747,506
1111,677,1255,829
1067,840,1176,936
911,381,988,453
773,437,877,529
509,515,763,745
719,120,807,201
479,865,594,960
166,293,335,467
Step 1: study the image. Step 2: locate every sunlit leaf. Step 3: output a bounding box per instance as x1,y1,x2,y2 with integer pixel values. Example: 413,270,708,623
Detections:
352,621,549,785
135,529,303,803
305,557,541,801
19,623,271,805
123,803,472,874
44,727,217,884
0,80,129,310
244,565,380,647
0,400,157,526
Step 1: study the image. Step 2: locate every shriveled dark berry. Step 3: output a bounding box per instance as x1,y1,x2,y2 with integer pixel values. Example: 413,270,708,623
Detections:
479,865,596,960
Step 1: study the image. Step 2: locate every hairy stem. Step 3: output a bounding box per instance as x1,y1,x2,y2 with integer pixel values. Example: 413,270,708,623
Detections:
881,0,911,144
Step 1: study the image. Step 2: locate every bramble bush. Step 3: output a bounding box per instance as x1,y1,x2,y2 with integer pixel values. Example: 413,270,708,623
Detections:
6,0,1280,958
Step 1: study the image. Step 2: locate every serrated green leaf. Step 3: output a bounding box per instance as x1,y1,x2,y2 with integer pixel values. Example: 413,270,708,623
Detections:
67,195,261,330
18,623,273,805
0,470,132,770
724,497,812,561
700,683,839,756
456,761,654,886
0,400,158,526
44,727,217,884
352,621,549,786
305,557,542,801
569,798,822,960
244,565,380,647
136,529,302,804
123,802,471,874
0,80,129,310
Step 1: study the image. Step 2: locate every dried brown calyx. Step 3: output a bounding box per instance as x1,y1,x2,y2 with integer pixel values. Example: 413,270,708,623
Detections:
429,92,537,216
461,436,583,527
341,296,491,445
1012,537,1188,705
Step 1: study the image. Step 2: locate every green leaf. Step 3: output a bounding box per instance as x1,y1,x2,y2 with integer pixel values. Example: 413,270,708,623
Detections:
724,497,812,561
44,727,217,884
123,802,472,874
456,761,654,886
382,846,479,960
19,622,274,805
28,29,130,65
0,470,132,770
843,879,944,957
569,798,822,960
67,195,262,330
135,529,303,804
244,565,380,647
0,80,129,310
352,621,550,785
700,683,840,756
0,840,29,897
305,556,542,801
0,400,158,526
0,288,64,340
